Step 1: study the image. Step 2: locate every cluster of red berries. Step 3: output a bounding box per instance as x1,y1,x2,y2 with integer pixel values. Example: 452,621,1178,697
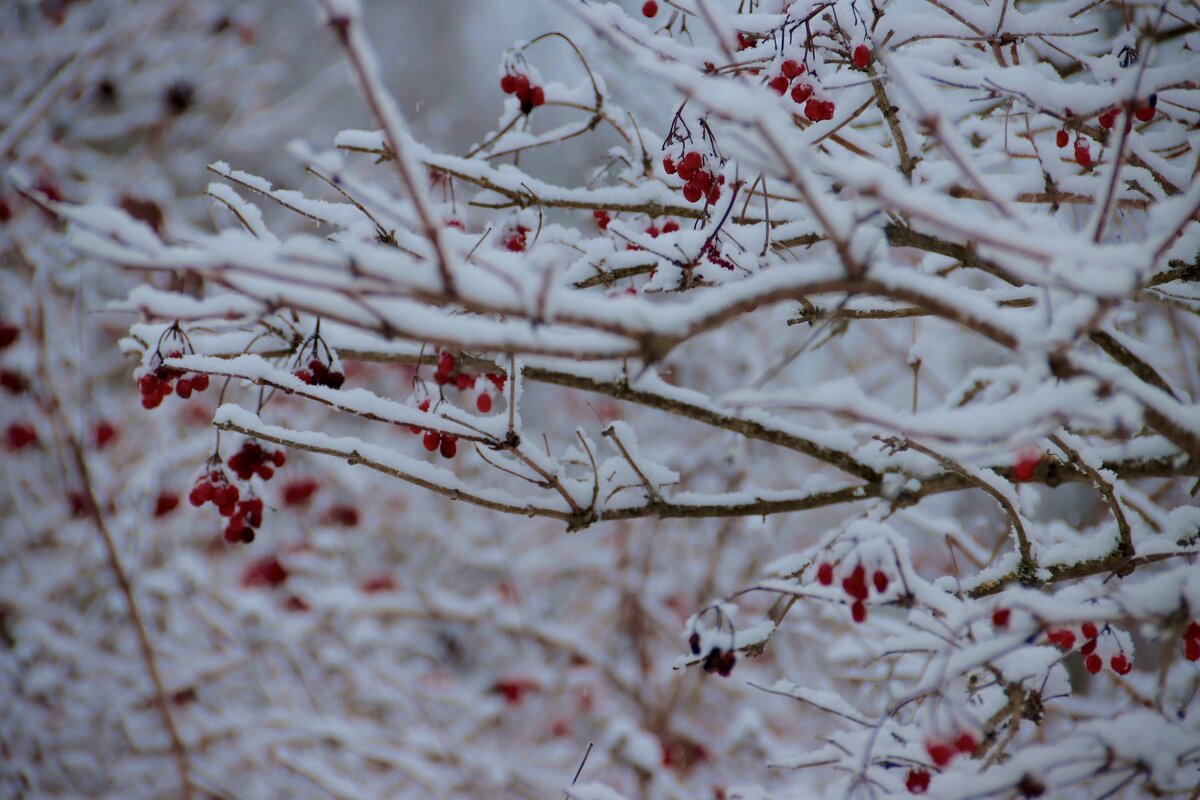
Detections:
227,440,286,481
905,768,931,794
688,630,737,676
137,351,210,409
926,731,977,768
409,398,461,458
242,554,289,588
1055,129,1094,168
189,469,263,542
6,422,37,452
282,477,319,507
663,151,724,205
817,561,889,623
499,72,545,115
1046,622,1133,675
1099,96,1156,130
1183,621,1200,661
430,352,503,412
293,357,345,390
502,224,531,252
764,59,836,120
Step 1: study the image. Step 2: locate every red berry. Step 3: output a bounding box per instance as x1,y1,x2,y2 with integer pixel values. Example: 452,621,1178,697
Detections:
1186,621,1200,640
1134,104,1155,122
662,156,676,175
189,482,212,506
1085,653,1103,674
0,369,26,394
440,435,458,459
851,600,867,623
593,209,612,229
662,220,679,233
682,183,703,203
294,369,313,384
500,74,517,94
242,556,289,588
455,372,473,391
513,74,530,96
1075,143,1092,168
906,769,931,794
191,373,209,392
954,733,976,754
992,608,1011,628
781,59,804,79
255,465,273,480
175,378,193,398
94,421,117,448
1048,630,1076,650
272,450,285,467
1080,637,1097,655
530,86,545,107
1012,452,1040,481
768,75,789,95
283,478,319,507
873,570,889,593
1184,637,1200,661
476,393,493,413
1110,654,1131,675
642,0,658,17
0,323,19,350
154,493,180,517
1099,108,1118,129
6,423,37,451
852,44,870,68
1081,622,1098,640
423,431,440,451
1056,129,1069,148
926,742,953,768
326,505,360,527
790,83,812,104
681,151,702,172
816,562,834,586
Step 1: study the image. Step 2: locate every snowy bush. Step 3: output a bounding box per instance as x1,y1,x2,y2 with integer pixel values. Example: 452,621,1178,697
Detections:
6,0,1200,798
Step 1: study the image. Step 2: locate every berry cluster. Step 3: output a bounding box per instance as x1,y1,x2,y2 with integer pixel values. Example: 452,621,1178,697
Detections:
282,477,319,507
1055,128,1094,168
663,150,724,205
430,352,504,412
925,731,976,768
293,357,345,390
408,397,460,458
1046,622,1133,675
227,440,286,481
765,59,836,120
502,224,531,252
905,768,931,794
499,72,545,115
1099,95,1156,130
1183,621,1200,661
816,561,889,623
137,351,210,409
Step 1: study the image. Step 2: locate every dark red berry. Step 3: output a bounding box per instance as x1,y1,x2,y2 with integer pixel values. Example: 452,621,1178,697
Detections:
1081,622,1098,640
781,59,804,79
872,571,889,593
1056,129,1069,148
852,44,870,68
954,733,976,754
662,156,676,175
1085,653,1103,674
1184,638,1200,661
906,768,931,794
992,608,1011,628
1012,452,1040,481
851,600,867,624
6,423,37,451
642,0,658,17
500,74,517,94
476,393,493,413
0,324,19,350
423,431,440,452
768,75,789,95
439,435,458,459
191,373,209,392
175,378,193,398
926,742,953,768
1110,654,1131,675
1134,104,1155,122
94,421,117,448
154,493,180,517
816,562,834,586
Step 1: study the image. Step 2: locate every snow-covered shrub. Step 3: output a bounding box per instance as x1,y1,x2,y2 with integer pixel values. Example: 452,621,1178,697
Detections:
9,0,1200,798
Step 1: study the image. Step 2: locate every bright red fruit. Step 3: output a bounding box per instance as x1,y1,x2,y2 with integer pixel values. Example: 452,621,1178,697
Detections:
1081,622,1098,639
642,0,658,17
1056,129,1069,148
926,742,953,768
781,59,804,79
906,768,931,794
1085,654,1103,674
992,608,1011,628
1012,451,1040,481
768,75,789,95
476,392,492,413
816,562,834,586
852,44,870,68
1110,654,1132,675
